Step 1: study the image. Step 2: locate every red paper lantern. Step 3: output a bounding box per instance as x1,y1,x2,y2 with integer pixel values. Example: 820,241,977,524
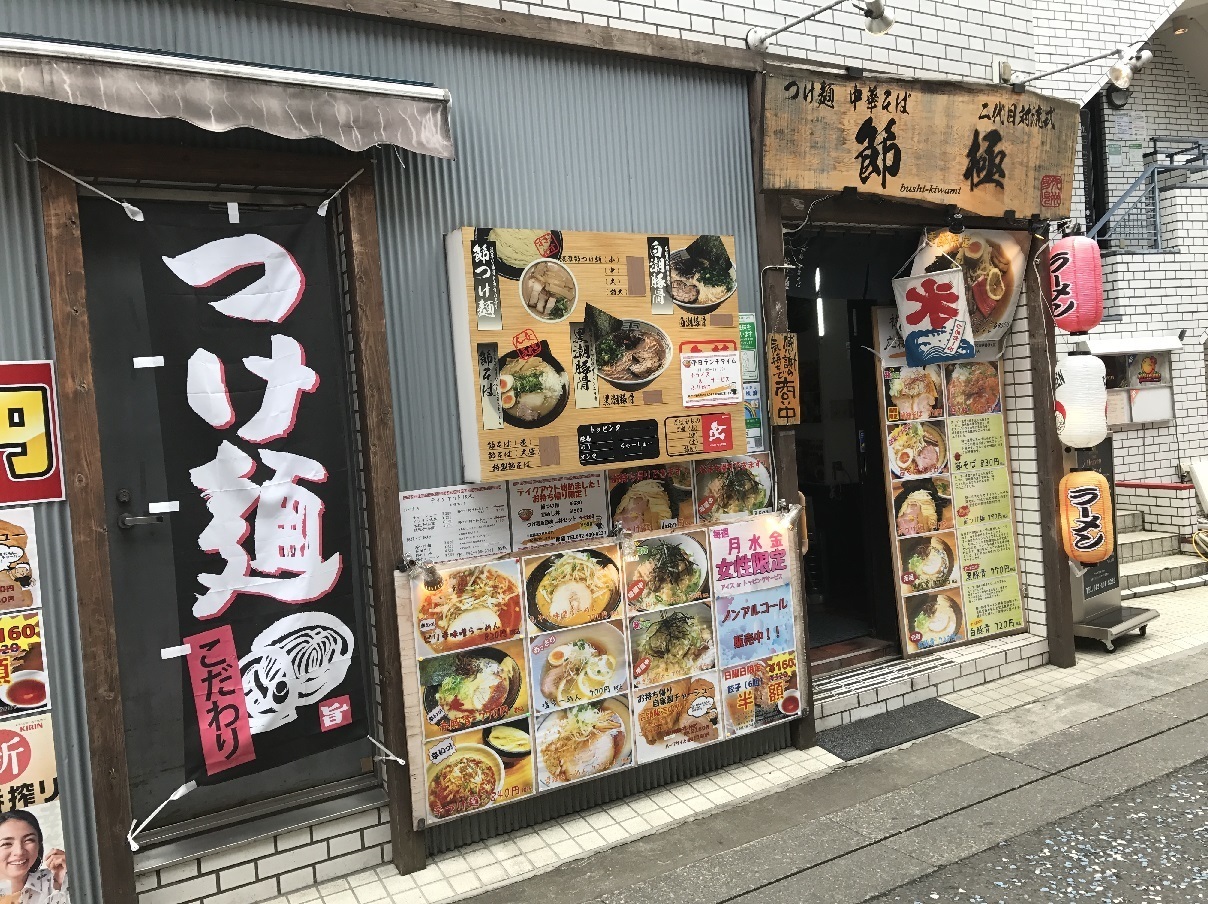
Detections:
1048,236,1104,334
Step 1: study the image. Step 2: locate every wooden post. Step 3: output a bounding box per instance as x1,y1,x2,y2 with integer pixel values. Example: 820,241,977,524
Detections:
344,175,427,873
39,168,138,903
1027,233,1076,668
749,73,816,750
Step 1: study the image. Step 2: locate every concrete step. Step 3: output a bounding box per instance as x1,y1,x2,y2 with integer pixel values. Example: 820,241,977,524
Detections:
1122,574,1208,601
1117,530,1182,564
1120,553,1208,590
1117,509,1144,534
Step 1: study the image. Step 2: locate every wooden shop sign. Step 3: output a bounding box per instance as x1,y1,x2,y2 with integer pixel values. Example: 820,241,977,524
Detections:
762,67,1079,219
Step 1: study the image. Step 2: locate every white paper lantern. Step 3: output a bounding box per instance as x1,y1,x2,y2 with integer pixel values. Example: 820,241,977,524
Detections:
1054,354,1107,449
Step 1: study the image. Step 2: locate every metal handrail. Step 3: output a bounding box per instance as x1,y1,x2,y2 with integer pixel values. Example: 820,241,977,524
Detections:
1087,158,1208,250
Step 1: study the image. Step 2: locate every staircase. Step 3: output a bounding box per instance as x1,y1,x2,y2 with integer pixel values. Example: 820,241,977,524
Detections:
1118,509,1208,600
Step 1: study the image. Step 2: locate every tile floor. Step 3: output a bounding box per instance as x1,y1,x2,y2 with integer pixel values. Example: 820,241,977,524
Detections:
271,587,1208,904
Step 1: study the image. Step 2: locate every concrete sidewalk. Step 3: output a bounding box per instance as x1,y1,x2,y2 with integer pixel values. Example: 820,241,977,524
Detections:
291,587,1208,904
466,640,1208,904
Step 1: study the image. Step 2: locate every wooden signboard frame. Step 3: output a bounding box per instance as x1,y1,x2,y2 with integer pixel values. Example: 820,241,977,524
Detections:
448,228,748,483
762,66,1080,220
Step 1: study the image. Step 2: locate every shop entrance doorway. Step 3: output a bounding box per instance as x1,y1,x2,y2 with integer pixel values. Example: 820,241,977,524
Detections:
785,228,920,672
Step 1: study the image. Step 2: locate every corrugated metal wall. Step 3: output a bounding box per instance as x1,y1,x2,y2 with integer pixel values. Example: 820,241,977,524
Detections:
0,0,764,893
0,0,762,492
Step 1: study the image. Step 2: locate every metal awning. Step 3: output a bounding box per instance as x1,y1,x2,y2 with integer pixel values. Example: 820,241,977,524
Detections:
0,35,455,159
1076,334,1184,355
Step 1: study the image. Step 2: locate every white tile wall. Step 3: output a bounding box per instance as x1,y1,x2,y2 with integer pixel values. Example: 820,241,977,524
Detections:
135,806,391,904
1116,484,1200,535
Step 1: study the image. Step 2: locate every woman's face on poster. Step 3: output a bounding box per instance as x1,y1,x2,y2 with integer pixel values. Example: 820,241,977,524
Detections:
0,819,38,883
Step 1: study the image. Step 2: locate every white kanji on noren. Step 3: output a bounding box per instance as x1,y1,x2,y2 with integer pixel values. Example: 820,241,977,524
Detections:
238,336,319,444
186,336,319,443
162,234,306,323
187,348,236,429
190,441,342,619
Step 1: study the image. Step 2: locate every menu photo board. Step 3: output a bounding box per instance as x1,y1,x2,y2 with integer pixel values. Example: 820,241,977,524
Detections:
0,511,61,840
399,453,777,569
397,511,804,827
447,229,747,483
874,310,1026,656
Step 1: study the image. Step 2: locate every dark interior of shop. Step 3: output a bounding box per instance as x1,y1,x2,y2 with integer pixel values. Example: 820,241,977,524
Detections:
784,226,920,673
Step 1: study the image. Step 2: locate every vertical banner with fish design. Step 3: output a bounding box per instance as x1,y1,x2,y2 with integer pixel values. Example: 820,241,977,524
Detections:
138,205,368,782
874,310,1026,656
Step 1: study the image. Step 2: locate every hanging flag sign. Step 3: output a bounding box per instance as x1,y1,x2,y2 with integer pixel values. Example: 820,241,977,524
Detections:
910,230,1027,346
892,269,976,367
0,362,65,507
139,205,368,783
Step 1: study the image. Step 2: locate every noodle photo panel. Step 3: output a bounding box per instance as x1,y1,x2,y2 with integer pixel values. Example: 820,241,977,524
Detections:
424,717,535,823
632,672,722,763
945,361,1002,416
418,638,530,741
629,602,717,689
721,652,801,738
693,454,773,523
608,464,696,532
524,545,623,636
897,531,959,595
528,620,630,715
892,477,954,538
883,365,944,422
887,420,949,480
904,588,967,653
623,530,711,615
533,695,634,790
410,559,524,659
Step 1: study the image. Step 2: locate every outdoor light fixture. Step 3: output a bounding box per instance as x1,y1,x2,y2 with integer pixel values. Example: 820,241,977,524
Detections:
1172,14,1191,34
1108,48,1154,88
746,0,893,52
1010,46,1151,93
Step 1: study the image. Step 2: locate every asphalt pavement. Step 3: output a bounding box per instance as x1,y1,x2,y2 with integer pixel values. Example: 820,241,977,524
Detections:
871,755,1208,903
469,644,1208,904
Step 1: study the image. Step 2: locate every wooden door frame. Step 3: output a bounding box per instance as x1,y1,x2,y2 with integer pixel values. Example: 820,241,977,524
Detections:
37,140,423,901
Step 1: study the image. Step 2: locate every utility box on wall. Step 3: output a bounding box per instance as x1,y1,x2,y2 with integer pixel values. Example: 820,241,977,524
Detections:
1079,335,1180,429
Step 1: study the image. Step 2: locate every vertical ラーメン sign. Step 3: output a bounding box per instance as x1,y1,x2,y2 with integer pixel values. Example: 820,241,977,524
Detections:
140,206,367,783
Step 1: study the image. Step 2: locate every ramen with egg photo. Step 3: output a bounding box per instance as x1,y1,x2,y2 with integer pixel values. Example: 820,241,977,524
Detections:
913,229,1026,342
